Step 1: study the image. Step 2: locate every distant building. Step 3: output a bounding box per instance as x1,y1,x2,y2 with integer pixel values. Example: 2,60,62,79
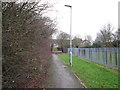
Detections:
81,39,91,47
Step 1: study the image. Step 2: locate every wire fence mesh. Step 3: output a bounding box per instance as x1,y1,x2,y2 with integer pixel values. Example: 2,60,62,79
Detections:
68,48,119,69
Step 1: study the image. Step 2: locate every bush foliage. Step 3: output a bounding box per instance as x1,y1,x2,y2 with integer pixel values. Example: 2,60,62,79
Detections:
2,2,56,88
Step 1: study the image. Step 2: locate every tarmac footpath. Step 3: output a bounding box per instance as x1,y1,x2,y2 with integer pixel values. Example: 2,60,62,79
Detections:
46,54,85,88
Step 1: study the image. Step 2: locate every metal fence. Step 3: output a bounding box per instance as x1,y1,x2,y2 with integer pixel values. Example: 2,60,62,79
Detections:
68,48,120,69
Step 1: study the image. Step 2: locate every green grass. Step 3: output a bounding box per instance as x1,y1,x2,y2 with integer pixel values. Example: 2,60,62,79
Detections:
52,51,62,52
58,53,119,88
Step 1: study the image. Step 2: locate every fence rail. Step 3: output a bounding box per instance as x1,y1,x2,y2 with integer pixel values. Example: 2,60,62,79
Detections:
68,48,119,69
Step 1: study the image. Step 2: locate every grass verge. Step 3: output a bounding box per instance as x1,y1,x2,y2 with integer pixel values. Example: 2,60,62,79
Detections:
58,53,119,88
52,51,62,53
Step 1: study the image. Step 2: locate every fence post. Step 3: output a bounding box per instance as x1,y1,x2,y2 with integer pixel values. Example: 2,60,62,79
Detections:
104,48,107,65
118,48,120,69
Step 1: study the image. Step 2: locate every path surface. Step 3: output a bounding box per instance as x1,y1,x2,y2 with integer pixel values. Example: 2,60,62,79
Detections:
46,54,84,88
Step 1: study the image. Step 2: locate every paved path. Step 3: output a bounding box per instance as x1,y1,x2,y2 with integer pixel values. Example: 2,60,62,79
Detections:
46,54,84,88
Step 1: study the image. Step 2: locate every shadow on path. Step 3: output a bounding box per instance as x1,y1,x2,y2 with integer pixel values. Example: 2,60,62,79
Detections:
46,54,84,88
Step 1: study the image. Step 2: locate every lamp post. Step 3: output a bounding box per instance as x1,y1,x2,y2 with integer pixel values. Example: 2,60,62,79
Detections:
64,5,72,67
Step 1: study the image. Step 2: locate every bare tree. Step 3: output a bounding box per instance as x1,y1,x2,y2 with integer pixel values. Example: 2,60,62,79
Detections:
112,28,120,47
86,35,92,43
95,24,114,47
72,36,82,48
56,31,70,52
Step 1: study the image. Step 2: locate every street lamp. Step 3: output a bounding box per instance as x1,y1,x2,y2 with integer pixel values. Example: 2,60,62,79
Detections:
64,5,72,67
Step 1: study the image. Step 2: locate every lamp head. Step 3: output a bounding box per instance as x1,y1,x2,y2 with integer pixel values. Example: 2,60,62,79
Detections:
64,5,72,8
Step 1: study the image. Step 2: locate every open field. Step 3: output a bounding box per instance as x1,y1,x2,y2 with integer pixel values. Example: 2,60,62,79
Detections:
58,53,119,88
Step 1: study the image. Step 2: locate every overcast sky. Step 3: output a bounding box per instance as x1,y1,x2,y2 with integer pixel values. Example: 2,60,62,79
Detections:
47,0,119,40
